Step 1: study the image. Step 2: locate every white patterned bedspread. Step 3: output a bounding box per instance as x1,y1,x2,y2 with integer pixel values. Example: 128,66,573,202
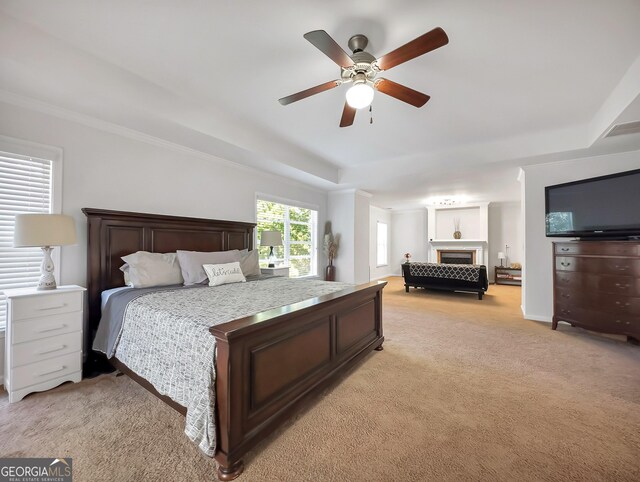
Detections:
113,277,353,456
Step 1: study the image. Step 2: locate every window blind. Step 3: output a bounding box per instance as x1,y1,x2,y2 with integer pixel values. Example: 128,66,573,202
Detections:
0,153,53,328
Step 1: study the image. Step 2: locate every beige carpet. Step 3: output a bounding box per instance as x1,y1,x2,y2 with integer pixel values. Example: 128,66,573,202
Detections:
1,277,639,481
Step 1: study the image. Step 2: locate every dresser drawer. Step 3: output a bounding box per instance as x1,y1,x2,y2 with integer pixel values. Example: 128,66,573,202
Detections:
555,242,639,257
10,351,81,391
555,256,640,276
555,304,638,336
11,291,82,321
555,271,640,297
11,331,82,368
556,289,640,316
11,311,82,344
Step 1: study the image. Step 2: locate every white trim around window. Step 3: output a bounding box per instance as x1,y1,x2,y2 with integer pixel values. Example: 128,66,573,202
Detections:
0,135,63,332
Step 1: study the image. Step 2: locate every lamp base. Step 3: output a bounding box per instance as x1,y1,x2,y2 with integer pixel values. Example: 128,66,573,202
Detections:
37,246,57,290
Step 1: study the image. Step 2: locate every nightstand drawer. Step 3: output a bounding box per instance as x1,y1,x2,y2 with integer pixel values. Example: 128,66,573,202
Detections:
10,351,81,391
12,311,82,344
11,291,82,321
11,331,82,367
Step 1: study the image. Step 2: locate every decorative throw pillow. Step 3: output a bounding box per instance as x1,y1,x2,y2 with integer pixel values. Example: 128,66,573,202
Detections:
203,262,246,287
120,251,183,288
176,250,241,285
239,249,261,277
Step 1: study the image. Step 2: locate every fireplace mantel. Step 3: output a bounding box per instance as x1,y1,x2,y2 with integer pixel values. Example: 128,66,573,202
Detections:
429,239,488,266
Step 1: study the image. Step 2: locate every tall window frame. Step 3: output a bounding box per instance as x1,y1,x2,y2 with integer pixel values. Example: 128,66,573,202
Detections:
255,194,318,278
376,221,388,267
0,135,63,330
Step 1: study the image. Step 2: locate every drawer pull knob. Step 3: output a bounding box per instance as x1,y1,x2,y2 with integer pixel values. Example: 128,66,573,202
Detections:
614,266,629,271
36,366,66,377
561,248,570,252
560,262,571,267
37,303,68,311
615,283,631,288
37,324,67,333
561,293,571,298
615,301,630,307
615,320,621,323
36,345,67,355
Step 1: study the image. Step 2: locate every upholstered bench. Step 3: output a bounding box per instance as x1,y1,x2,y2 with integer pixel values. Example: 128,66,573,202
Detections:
402,262,489,300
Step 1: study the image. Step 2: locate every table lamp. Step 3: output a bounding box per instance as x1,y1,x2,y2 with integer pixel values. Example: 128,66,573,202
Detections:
13,213,77,290
498,251,506,267
260,230,283,268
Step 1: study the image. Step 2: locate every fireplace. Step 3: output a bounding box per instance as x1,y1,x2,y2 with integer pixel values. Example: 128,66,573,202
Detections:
437,250,475,265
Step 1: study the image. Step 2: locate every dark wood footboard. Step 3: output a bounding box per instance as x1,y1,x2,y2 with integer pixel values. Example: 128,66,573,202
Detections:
211,280,385,479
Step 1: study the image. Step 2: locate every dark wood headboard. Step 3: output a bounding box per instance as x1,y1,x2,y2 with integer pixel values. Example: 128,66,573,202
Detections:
82,208,255,339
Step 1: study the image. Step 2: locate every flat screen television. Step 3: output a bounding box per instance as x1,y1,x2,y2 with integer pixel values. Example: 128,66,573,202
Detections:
545,168,640,238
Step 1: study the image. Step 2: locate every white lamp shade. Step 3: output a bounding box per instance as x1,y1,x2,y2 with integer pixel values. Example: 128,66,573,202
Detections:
497,251,506,259
260,230,283,247
13,214,77,247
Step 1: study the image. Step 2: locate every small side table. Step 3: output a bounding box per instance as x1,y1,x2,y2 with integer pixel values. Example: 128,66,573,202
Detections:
495,266,522,286
3,285,86,403
261,266,290,277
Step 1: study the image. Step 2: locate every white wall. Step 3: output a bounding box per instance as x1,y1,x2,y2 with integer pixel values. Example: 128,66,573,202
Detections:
435,207,481,239
327,190,370,284
390,210,428,275
370,206,393,280
327,192,355,283
488,202,523,282
521,150,640,321
0,102,329,288
354,192,371,284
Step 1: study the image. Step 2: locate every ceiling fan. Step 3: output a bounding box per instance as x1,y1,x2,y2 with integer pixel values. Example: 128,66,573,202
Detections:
278,27,449,127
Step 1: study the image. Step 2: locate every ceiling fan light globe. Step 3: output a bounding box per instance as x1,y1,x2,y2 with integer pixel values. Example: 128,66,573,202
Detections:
346,83,374,109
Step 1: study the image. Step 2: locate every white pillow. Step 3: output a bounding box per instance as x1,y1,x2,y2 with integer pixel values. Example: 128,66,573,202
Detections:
120,251,183,288
203,262,246,287
119,263,133,286
239,249,261,277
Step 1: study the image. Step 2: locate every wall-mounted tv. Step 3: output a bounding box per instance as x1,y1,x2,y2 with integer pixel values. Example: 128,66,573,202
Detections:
545,168,640,238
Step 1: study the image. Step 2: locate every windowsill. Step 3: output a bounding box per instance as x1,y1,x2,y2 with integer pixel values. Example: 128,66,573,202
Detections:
376,264,389,268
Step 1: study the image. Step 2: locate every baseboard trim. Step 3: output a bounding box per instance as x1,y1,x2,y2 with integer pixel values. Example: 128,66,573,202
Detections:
523,313,553,323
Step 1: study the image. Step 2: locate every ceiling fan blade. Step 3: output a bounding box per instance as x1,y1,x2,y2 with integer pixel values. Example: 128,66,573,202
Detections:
375,78,430,107
340,102,356,127
304,30,354,68
278,80,341,106
375,27,448,71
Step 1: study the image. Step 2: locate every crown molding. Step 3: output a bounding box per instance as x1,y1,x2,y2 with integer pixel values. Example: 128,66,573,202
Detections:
0,89,330,195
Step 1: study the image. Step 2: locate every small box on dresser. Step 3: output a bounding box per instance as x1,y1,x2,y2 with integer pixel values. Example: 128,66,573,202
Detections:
3,285,85,403
552,241,639,342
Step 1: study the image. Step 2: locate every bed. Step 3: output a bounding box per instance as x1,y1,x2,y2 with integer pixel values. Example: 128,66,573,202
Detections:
401,262,488,300
83,208,385,480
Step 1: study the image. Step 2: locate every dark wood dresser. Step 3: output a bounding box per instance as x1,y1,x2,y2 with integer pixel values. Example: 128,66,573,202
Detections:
552,241,639,342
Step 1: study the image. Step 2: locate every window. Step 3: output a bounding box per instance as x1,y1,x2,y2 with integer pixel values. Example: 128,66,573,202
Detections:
0,144,59,330
376,222,388,266
256,198,318,277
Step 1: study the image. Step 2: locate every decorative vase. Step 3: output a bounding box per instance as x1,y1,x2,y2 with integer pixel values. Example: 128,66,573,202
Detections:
325,263,336,282
453,231,462,239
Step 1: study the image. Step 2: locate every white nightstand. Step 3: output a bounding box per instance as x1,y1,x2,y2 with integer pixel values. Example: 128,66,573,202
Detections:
261,266,290,277
3,285,85,403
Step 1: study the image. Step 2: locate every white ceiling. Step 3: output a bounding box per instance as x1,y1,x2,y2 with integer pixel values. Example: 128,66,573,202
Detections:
1,0,640,208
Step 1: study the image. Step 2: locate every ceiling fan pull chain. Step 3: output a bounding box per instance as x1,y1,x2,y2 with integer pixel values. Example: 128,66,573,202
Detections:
370,105,373,124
